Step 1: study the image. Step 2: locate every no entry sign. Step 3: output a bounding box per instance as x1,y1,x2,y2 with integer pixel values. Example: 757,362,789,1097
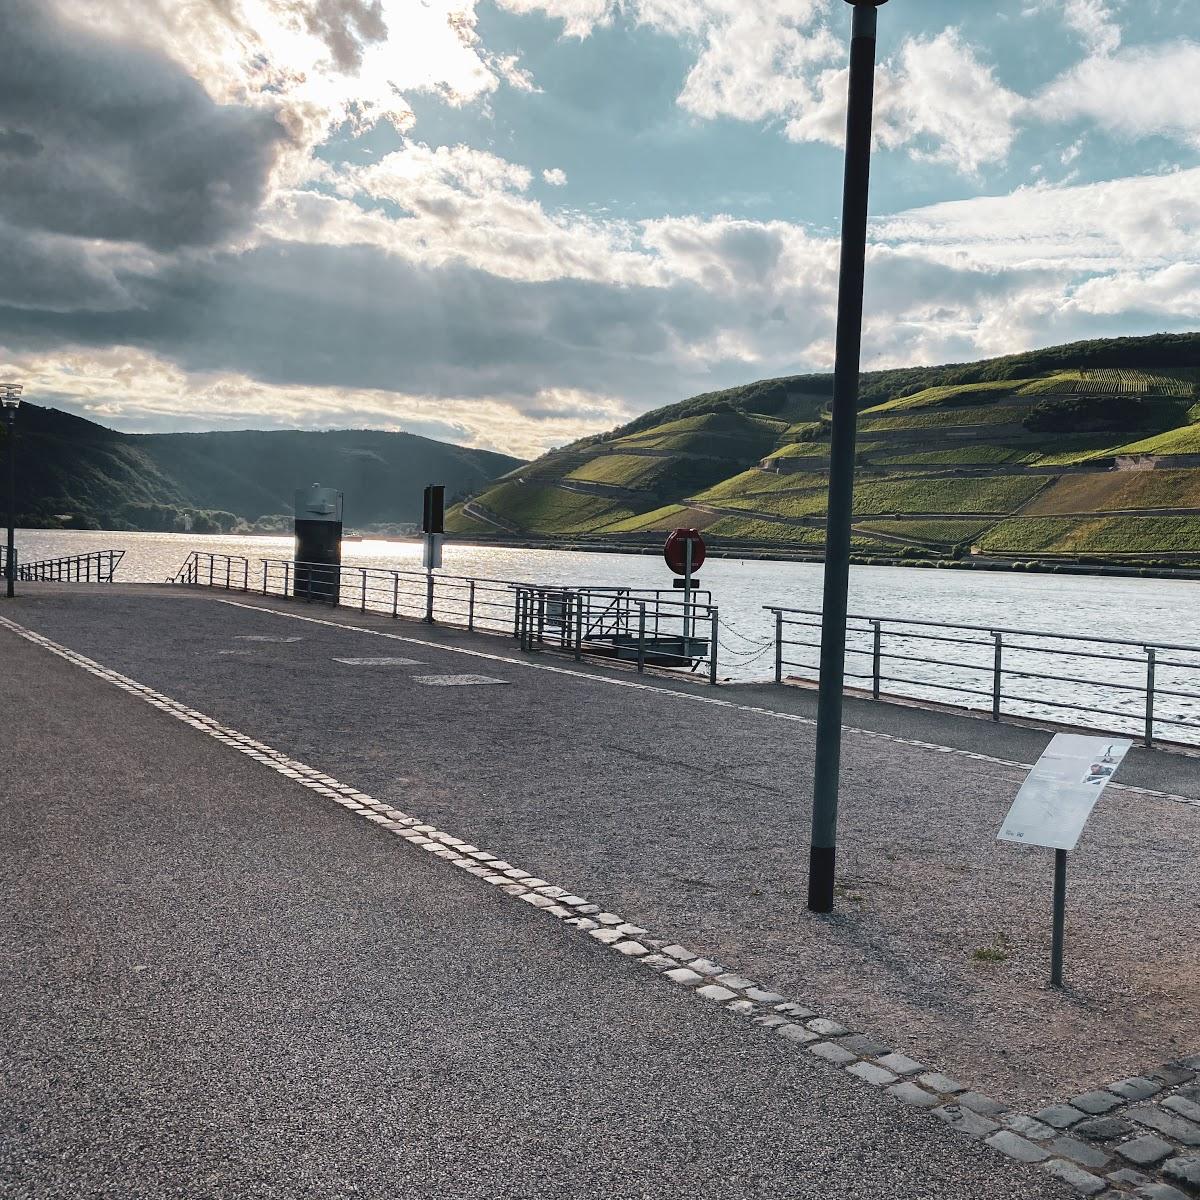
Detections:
664,528,706,575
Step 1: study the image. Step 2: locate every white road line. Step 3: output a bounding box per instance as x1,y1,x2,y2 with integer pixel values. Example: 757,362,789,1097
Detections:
214,598,1198,810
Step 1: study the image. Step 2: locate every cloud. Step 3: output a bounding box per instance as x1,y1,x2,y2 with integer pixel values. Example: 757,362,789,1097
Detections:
0,0,294,252
289,0,388,72
1039,40,1200,147
543,167,568,186
1051,0,1123,55
789,30,1025,175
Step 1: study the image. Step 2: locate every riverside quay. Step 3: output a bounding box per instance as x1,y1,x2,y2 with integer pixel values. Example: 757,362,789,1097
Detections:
3,569,1199,1200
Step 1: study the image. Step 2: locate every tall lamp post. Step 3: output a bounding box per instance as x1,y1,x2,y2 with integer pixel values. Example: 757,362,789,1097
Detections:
1,382,23,598
808,0,887,914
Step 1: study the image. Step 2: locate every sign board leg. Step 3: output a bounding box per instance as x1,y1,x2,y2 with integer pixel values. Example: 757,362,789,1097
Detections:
1051,848,1067,989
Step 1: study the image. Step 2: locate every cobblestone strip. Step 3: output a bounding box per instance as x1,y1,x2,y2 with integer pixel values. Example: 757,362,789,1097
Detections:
214,598,1198,813
4,610,1197,1199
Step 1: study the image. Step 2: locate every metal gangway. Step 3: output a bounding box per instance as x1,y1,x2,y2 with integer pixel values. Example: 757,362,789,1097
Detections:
1,548,124,582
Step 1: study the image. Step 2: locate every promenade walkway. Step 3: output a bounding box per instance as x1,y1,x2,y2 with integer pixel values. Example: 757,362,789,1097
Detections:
4,583,1198,1197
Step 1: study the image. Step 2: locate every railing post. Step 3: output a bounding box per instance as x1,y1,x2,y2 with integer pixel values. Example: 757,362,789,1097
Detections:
262,561,268,595
637,602,646,674
992,631,1003,721
537,592,545,646
392,573,399,618
225,558,231,590
775,610,784,685
243,560,248,591
871,619,882,700
513,588,521,640
575,592,583,662
468,580,476,631
709,607,719,685
1145,647,1156,748
361,568,368,612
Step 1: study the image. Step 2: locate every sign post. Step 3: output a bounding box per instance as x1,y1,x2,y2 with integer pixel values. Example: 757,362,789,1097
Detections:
422,484,445,623
664,529,706,659
997,734,1131,988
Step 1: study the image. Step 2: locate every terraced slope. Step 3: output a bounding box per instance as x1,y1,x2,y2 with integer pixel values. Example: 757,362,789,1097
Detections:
446,333,1200,565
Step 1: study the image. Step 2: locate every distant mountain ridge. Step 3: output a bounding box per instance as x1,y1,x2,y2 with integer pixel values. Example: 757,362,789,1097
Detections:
446,332,1200,567
7,405,524,531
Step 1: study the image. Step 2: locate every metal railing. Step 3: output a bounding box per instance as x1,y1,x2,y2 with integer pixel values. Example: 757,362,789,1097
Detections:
172,552,720,680
514,583,719,683
767,608,1200,748
1,548,125,582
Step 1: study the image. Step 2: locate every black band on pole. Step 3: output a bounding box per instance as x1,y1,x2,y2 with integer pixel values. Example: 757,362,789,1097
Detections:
1050,848,1067,988
807,1,882,914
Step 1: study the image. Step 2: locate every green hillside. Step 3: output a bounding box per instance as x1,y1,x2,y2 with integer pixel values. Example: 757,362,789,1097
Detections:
446,333,1200,566
4,405,522,532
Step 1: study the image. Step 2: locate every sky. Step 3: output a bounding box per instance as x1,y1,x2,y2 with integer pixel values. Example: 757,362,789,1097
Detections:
0,0,1198,459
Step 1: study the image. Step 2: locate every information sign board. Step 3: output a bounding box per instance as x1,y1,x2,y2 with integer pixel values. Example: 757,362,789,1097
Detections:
998,734,1131,851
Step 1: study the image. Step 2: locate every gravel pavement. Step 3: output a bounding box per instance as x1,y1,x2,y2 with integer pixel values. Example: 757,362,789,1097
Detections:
7,584,1199,1112
0,604,1081,1200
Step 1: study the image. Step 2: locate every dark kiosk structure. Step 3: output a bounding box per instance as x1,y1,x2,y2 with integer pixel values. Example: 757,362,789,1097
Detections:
294,483,343,603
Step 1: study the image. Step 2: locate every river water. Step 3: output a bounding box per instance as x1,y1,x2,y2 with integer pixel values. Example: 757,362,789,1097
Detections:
14,528,1200,742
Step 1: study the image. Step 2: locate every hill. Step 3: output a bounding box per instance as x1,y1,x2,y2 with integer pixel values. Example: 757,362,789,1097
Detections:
445,333,1200,567
4,405,523,533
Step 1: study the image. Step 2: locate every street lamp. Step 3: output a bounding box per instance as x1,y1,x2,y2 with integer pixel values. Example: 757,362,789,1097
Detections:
808,0,887,914
1,382,23,598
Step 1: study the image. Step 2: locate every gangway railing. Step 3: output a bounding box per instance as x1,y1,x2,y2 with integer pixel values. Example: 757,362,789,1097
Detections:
170,552,720,681
766,607,1200,748
1,548,124,582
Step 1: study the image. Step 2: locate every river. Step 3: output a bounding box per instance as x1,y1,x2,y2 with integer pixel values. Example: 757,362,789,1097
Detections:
13,528,1200,743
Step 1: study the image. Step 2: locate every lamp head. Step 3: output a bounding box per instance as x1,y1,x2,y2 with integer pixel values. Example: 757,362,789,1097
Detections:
845,1,889,4
0,382,23,409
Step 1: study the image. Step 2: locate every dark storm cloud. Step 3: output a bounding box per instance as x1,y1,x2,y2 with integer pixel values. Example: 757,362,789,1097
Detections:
0,0,293,252
0,239,765,407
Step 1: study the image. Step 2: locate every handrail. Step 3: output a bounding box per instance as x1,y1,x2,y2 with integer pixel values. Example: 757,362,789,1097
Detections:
172,551,720,682
3,549,125,583
766,605,1200,748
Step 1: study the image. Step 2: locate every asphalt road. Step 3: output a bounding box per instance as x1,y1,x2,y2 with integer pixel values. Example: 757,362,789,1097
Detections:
0,601,1071,1199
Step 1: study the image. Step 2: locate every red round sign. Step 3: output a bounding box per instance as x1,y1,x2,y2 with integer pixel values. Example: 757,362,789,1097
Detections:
664,528,706,575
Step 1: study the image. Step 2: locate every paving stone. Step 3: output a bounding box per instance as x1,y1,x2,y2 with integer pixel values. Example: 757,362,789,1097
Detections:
1048,1136,1110,1170
777,1023,819,1045
1130,1106,1200,1145
1076,1116,1136,1141
809,1041,858,1066
571,917,600,931
1153,1065,1197,1087
614,923,648,937
774,1002,816,1018
1106,1168,1149,1187
840,1034,891,1058
846,1062,898,1088
695,984,737,1003
1072,1092,1124,1115
888,1081,939,1109
614,940,649,956
660,944,693,961
1004,1114,1058,1141
1134,1184,1191,1200
595,913,622,926
958,1092,1008,1117
984,1131,1048,1164
1110,1078,1165,1102
1179,1055,1200,1071
754,1014,789,1029
931,1104,1001,1140
806,1018,850,1038
726,1000,756,1016
639,954,679,969
744,988,785,1005
715,973,756,991
1116,1136,1177,1167
576,904,601,915
877,1053,925,1077
688,958,724,976
1161,1155,1200,1191
1038,1104,1088,1130
1039,1159,1106,1195
589,928,623,944
663,967,703,986
1164,1096,1200,1124
920,1072,966,1096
